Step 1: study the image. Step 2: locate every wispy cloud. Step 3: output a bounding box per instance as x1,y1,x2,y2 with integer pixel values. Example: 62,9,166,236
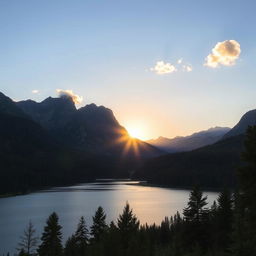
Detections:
56,89,83,104
183,65,192,72
151,61,177,75
32,89,39,94
205,40,241,68
177,58,193,72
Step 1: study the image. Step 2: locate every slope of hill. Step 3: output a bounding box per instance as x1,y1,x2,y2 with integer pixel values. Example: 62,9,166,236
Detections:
135,135,244,188
147,127,230,153
0,92,28,118
223,109,256,139
0,93,67,194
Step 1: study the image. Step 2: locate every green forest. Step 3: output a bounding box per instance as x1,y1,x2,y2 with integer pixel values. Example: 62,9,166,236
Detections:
7,126,256,256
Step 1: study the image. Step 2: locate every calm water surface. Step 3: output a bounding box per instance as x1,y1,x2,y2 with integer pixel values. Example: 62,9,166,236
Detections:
0,181,218,254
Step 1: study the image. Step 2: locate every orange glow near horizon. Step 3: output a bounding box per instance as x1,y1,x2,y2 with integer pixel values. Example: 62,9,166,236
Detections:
113,128,142,159
125,124,148,141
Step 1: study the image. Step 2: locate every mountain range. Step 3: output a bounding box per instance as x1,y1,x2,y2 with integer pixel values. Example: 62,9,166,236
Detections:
0,92,162,194
1,89,256,193
147,127,231,153
17,96,161,157
134,109,256,188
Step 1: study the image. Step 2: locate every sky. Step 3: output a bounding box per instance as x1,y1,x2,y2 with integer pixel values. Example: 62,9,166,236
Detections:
1,0,256,140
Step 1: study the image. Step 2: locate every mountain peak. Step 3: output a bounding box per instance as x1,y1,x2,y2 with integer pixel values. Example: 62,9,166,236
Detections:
17,96,77,131
41,96,76,109
0,92,27,118
223,109,256,139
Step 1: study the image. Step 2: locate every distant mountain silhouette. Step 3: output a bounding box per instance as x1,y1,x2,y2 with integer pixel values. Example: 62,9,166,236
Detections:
4,90,256,192
0,92,163,194
147,127,230,153
223,109,256,139
135,109,256,188
17,97,161,157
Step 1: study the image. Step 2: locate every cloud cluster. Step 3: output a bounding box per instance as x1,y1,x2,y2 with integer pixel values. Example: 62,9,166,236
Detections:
205,40,241,68
151,59,193,75
56,89,83,104
151,61,177,75
178,59,192,72
183,65,192,72
32,90,39,94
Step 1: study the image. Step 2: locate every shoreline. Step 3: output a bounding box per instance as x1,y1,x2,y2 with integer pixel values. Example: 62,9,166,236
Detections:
0,179,227,198
134,181,227,193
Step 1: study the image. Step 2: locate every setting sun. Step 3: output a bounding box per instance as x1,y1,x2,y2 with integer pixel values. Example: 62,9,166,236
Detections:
126,125,147,140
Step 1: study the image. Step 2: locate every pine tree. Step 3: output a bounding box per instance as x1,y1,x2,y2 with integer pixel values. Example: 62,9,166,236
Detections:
90,206,108,242
74,216,89,255
216,189,233,250
117,202,140,234
117,202,140,249
38,212,63,256
183,186,209,250
17,221,38,256
183,186,208,223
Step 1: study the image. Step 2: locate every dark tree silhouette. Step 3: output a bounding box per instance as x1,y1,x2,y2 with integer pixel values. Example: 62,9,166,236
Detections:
117,202,140,234
183,186,208,223
17,221,38,256
64,235,77,256
183,186,209,251
216,189,233,250
90,206,107,242
117,202,140,249
233,126,256,255
74,216,89,255
38,212,63,256
18,249,28,256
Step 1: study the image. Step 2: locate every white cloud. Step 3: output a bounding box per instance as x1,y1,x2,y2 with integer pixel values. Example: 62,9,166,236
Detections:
205,40,241,68
177,58,183,64
183,65,192,72
56,89,83,104
32,90,39,94
151,61,177,75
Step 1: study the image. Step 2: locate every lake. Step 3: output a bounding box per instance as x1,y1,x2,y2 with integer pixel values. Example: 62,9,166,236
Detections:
0,180,218,254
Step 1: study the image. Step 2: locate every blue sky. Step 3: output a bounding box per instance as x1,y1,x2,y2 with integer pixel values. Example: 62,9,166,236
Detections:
1,0,256,140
